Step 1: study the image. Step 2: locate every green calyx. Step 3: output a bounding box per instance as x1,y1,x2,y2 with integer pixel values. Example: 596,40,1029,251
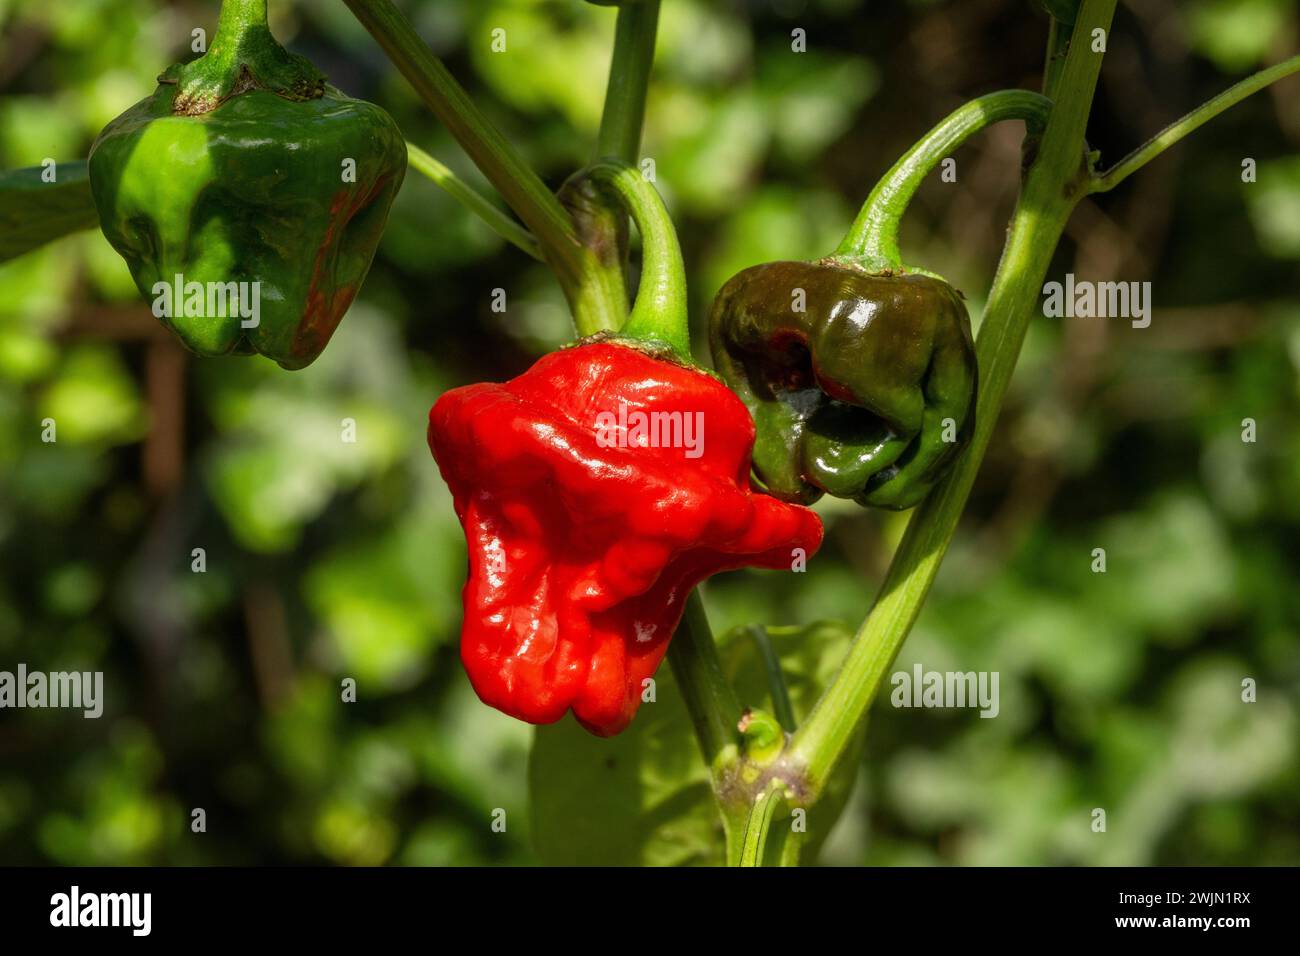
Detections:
563,160,692,361
161,0,325,116
709,258,977,509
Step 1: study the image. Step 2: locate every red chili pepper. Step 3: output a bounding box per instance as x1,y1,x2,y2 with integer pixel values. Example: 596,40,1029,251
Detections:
428,339,823,736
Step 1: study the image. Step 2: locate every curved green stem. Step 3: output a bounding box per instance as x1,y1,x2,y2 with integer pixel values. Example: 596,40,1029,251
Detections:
597,1,661,162
1092,53,1300,193
406,143,543,261
585,2,746,862
570,161,690,358
791,0,1118,799
835,90,1053,270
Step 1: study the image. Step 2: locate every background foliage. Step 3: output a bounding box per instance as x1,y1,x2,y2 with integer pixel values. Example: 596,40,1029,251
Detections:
0,0,1297,865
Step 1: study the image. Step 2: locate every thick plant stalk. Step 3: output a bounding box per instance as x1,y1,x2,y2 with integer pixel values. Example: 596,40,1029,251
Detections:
788,0,1120,798
667,591,741,766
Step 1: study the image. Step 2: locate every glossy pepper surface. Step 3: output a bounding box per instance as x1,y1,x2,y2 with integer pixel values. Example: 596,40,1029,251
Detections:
709,258,977,510
87,0,406,369
428,339,823,736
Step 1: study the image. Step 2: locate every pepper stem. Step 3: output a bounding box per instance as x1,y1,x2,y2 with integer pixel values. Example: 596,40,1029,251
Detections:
162,0,326,115
835,90,1053,271
570,161,692,360
595,1,661,163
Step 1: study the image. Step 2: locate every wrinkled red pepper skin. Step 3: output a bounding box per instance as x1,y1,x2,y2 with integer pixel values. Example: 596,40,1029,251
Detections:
428,340,823,736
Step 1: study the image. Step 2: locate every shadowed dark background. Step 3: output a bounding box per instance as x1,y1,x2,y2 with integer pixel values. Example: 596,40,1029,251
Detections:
0,0,1297,865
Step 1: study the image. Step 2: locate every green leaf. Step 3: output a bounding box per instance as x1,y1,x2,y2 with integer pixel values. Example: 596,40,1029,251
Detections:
757,50,877,165
303,509,464,690
528,617,862,865
1245,156,1300,259
1187,0,1290,72
528,663,720,866
38,345,147,445
0,162,99,264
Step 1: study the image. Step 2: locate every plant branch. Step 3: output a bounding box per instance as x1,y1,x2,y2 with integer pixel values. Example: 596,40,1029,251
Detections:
667,590,742,766
342,0,585,286
1092,53,1300,193
597,1,660,162
789,0,1119,796
736,784,786,866
406,143,543,260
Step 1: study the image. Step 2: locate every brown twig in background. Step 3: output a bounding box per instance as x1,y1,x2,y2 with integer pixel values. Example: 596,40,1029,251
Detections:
244,583,296,711
143,340,187,498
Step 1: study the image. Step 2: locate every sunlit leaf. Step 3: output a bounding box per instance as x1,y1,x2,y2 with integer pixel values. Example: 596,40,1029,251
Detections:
529,617,860,865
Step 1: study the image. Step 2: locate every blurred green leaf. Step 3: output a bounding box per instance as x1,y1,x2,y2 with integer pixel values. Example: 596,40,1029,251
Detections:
468,0,609,134
701,186,851,300
0,162,97,264
304,507,462,690
1187,0,1292,72
314,800,398,866
38,344,146,445
1245,157,1300,259
758,49,877,165
203,309,413,552
1088,492,1239,640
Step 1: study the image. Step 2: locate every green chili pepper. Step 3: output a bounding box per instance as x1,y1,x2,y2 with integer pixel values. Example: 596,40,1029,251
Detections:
87,0,406,369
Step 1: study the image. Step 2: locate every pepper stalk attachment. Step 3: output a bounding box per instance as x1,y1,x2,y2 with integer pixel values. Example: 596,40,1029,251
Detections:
162,0,326,115
561,161,692,361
